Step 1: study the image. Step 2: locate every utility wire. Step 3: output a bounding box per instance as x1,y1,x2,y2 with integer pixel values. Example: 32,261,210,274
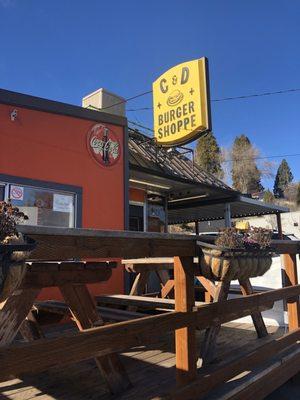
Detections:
88,87,300,112
128,120,154,132
89,91,300,164
127,87,300,112
223,153,300,163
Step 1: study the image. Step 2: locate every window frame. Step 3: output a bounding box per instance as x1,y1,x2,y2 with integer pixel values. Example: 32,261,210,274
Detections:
0,173,82,228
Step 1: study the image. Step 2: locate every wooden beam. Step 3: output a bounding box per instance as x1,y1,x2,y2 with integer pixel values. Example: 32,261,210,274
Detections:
21,267,112,288
223,346,300,400
161,330,300,400
0,288,40,347
34,300,146,322
161,280,175,299
18,226,197,259
238,279,268,338
129,272,150,296
125,263,174,273
270,240,300,254
59,284,131,393
194,285,300,330
97,294,205,310
199,280,230,365
195,276,216,299
19,310,44,341
0,312,192,380
1,285,300,380
283,253,300,331
174,256,197,385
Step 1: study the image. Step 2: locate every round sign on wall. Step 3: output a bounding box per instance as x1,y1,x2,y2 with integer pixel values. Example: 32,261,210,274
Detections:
87,124,121,167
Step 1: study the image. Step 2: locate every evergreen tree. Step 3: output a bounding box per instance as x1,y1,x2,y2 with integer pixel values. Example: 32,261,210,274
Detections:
231,135,263,194
195,132,223,179
263,189,275,203
273,159,293,198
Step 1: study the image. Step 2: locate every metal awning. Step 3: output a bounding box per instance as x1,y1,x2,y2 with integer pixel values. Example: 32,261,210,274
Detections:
168,195,289,224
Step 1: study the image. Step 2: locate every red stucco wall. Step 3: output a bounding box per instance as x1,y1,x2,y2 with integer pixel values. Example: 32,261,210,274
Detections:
0,103,125,298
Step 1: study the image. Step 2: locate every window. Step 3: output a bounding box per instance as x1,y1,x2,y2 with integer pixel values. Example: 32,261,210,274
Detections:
8,184,76,228
129,203,145,231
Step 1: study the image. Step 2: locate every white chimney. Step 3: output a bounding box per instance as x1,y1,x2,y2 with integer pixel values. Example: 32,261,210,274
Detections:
82,88,126,117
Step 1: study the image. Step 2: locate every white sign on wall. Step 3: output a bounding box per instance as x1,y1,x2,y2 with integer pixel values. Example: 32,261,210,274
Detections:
53,194,73,213
10,185,24,201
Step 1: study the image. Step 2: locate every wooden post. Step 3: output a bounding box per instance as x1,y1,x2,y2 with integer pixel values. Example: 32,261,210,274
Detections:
276,212,289,317
283,253,300,331
199,280,230,365
276,213,283,240
195,221,199,235
224,203,231,228
164,196,168,233
174,256,196,385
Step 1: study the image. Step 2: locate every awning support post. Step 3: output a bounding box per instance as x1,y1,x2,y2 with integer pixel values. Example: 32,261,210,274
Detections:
224,203,231,228
195,221,199,235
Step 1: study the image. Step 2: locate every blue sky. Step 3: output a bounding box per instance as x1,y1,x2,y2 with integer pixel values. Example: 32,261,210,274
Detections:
0,0,299,189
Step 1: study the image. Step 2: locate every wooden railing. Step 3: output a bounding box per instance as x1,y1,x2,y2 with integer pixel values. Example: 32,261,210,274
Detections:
1,226,300,399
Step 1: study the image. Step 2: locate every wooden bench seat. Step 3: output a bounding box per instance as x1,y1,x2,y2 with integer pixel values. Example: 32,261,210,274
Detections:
34,300,146,323
96,294,206,310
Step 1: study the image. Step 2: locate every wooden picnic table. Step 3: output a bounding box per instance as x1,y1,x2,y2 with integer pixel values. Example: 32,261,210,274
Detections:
121,256,269,364
0,225,198,394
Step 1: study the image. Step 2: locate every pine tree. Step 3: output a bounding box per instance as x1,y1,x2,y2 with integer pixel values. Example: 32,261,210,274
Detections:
263,189,275,203
273,159,293,198
195,132,223,179
231,135,263,194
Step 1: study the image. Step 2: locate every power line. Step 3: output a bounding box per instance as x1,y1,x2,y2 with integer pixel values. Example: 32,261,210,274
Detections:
223,153,300,163
126,87,300,112
212,87,300,102
128,120,154,132
88,90,300,164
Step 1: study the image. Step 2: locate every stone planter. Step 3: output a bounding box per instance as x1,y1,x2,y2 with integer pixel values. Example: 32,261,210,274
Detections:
197,241,272,282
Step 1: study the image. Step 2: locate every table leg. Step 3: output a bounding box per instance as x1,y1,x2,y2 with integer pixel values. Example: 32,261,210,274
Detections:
161,280,175,298
196,276,216,303
60,283,131,394
0,288,40,347
238,278,268,338
19,310,44,341
199,280,230,366
129,271,150,296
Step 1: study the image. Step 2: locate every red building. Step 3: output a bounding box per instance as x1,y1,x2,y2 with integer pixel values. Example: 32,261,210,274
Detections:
0,87,287,297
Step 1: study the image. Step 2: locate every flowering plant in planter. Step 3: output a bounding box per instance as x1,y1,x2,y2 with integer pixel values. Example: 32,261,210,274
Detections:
198,227,273,282
215,227,272,251
0,201,29,243
0,201,35,301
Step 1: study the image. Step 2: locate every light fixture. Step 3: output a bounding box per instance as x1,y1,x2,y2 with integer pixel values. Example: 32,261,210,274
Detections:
10,109,18,121
129,178,171,190
168,194,208,203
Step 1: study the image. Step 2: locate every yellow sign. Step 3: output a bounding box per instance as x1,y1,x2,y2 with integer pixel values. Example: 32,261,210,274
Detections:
153,57,211,147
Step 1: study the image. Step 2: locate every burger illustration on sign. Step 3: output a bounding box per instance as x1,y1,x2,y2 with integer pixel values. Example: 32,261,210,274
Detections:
87,124,121,167
167,89,184,106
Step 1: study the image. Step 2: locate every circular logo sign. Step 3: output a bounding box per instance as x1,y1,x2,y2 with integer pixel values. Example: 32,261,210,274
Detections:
87,124,121,167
